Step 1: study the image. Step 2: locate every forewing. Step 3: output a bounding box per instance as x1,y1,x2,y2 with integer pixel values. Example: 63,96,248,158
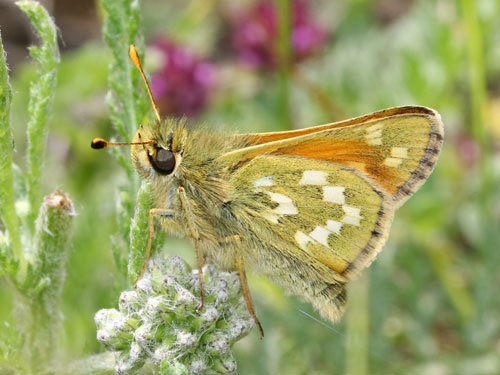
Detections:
222,107,443,207
237,106,437,146
229,155,394,279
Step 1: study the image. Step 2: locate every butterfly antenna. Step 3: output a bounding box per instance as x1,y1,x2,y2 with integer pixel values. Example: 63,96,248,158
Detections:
129,44,161,122
90,138,156,149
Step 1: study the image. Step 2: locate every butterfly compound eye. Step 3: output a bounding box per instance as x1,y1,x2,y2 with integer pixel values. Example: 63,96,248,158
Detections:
151,148,176,175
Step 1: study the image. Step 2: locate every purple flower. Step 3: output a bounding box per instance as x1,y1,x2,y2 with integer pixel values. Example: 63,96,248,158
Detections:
149,39,215,117
456,132,480,168
228,0,328,69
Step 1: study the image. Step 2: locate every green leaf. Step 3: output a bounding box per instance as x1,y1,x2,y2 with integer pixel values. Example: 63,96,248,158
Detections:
16,0,60,233
0,28,23,280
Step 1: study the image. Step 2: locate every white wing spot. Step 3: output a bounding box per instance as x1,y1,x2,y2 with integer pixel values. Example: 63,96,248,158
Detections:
367,138,382,146
296,220,343,250
384,157,402,167
309,226,331,246
267,192,298,215
366,123,383,132
391,147,408,158
365,129,383,139
295,231,313,250
254,176,274,187
365,123,383,145
326,220,343,234
342,205,362,226
384,147,408,167
323,186,346,204
299,170,328,185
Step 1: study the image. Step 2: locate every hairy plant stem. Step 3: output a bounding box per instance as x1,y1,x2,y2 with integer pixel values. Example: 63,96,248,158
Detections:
0,3,76,373
17,1,60,237
0,29,24,278
17,191,74,372
100,0,150,282
129,182,153,284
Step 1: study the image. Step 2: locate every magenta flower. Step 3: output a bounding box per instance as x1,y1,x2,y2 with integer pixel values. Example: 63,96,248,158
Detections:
149,39,215,117
228,0,328,69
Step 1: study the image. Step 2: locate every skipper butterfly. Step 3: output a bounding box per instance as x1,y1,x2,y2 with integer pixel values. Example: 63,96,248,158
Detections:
92,46,444,337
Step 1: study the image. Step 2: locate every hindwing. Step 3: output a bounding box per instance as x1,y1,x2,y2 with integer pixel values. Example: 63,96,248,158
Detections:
229,155,394,278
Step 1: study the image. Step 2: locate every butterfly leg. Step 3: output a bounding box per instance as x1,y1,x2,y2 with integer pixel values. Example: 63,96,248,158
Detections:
177,186,205,313
134,208,174,287
235,250,264,338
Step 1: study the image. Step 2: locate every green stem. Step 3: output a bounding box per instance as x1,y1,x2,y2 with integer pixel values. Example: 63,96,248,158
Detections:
100,0,150,282
422,239,475,322
0,30,23,277
101,0,145,196
18,190,74,372
128,181,166,284
128,182,153,284
345,271,369,375
17,0,60,235
461,0,487,150
101,0,146,143
461,0,492,263
276,0,292,130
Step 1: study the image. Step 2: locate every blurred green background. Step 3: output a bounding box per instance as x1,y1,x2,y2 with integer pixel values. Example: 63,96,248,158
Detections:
1,0,500,374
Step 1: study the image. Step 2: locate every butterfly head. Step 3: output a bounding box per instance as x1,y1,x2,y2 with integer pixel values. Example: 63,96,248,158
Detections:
131,119,187,179
91,45,190,180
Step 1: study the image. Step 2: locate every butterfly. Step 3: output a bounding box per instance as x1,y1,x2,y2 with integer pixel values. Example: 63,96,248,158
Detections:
92,45,444,338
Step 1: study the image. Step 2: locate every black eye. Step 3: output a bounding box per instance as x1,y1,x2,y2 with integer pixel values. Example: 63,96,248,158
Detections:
151,148,176,175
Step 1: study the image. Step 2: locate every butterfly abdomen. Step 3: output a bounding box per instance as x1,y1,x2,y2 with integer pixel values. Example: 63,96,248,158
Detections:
244,232,348,321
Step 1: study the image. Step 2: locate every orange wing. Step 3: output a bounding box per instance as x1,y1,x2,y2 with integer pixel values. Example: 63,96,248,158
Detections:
238,106,439,145
221,106,443,207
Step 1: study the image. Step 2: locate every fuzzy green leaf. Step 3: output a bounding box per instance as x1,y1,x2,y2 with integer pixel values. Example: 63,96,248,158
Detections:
100,0,154,283
16,0,60,233
0,30,23,279
18,190,74,370
128,182,164,284
101,0,149,143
